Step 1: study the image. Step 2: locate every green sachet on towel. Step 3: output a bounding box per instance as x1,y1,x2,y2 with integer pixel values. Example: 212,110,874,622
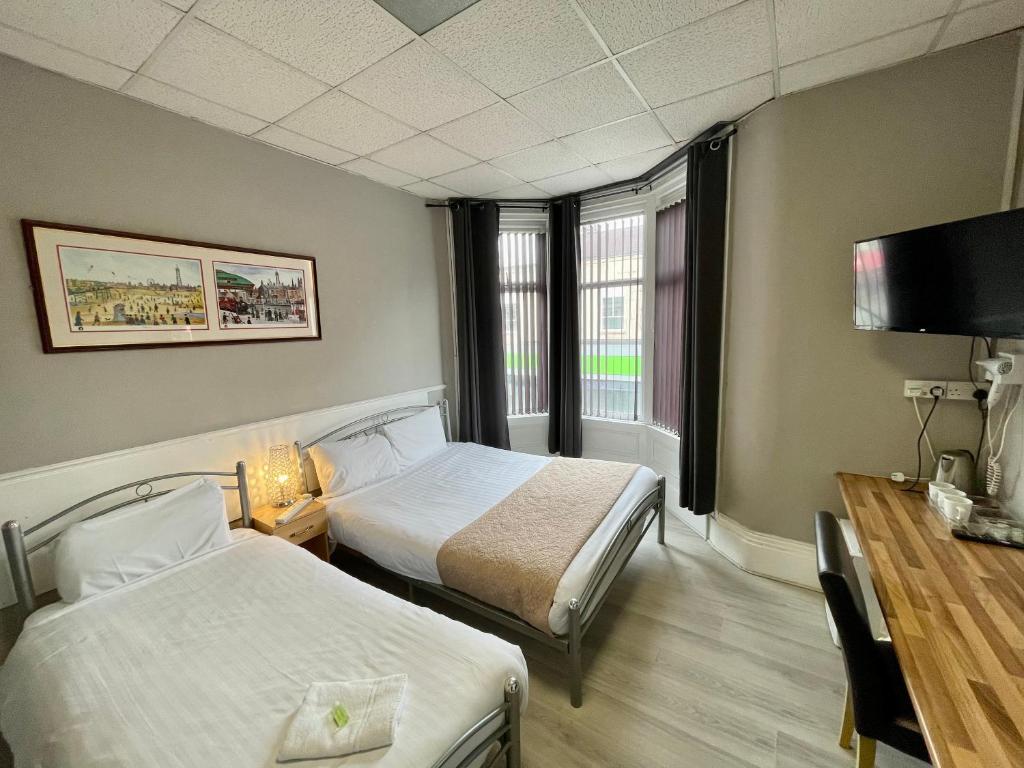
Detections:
277,675,407,762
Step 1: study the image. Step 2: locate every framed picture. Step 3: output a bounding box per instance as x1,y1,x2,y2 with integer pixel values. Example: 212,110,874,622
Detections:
22,220,320,353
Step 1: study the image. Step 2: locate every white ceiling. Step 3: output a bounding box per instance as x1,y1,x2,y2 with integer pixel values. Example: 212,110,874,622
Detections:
0,0,1020,200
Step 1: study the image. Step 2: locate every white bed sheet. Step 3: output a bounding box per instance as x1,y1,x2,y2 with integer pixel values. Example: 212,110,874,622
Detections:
324,443,659,636
0,530,527,768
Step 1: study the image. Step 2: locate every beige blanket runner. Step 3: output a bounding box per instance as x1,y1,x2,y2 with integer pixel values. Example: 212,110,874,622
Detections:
436,457,639,635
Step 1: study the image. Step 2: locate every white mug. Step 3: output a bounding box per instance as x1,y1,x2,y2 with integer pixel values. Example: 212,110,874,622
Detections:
939,491,967,518
928,481,955,503
948,499,973,525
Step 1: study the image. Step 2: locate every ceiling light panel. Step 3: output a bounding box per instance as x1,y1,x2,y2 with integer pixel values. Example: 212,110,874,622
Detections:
773,0,952,65
577,0,746,53
429,102,551,160
0,24,133,89
278,90,416,155
197,0,414,85
424,0,605,97
403,179,459,199
431,163,521,196
341,157,420,187
123,75,269,134
780,23,940,94
490,140,590,181
340,39,498,130
0,0,182,71
533,166,613,196
372,0,482,35
255,124,356,164
509,62,646,137
370,134,477,178
655,74,772,142
618,0,772,108
144,20,329,122
562,113,671,164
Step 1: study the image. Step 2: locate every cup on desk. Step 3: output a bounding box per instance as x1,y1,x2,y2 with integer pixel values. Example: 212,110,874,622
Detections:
938,489,967,518
928,481,955,504
947,498,973,526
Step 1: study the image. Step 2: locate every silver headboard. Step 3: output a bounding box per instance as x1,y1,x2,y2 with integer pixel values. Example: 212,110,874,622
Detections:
295,399,450,494
2,461,252,618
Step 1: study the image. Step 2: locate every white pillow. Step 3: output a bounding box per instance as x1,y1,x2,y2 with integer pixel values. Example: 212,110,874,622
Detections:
54,477,231,603
382,407,447,470
309,433,399,497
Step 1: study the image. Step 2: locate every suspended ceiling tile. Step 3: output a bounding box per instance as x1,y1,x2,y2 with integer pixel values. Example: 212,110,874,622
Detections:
561,113,671,164
533,166,614,197
780,22,940,94
372,0,481,35
197,0,414,85
490,140,590,181
341,157,420,187
278,90,416,155
254,124,356,164
508,62,645,137
424,0,605,97
429,102,551,160
403,179,459,199
0,24,133,89
340,39,498,130
431,163,521,196
165,0,197,9
123,75,268,135
655,74,773,142
597,145,679,182
577,0,746,53
145,20,328,122
773,0,951,65
482,182,549,199
370,134,477,178
937,0,1024,50
0,0,181,70
618,0,772,108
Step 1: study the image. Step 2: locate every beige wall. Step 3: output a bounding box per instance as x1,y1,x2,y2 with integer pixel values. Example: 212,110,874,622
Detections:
0,55,449,473
718,33,1021,543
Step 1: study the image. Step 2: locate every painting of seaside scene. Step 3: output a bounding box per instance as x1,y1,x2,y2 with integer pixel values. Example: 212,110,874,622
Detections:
215,262,309,328
59,246,207,331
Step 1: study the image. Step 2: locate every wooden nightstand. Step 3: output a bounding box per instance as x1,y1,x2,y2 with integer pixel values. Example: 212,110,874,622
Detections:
251,499,329,562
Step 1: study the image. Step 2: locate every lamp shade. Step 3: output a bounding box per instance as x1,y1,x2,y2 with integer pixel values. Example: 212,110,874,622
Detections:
267,444,297,507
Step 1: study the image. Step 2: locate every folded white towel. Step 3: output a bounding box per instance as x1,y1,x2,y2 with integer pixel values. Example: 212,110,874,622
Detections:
277,675,407,762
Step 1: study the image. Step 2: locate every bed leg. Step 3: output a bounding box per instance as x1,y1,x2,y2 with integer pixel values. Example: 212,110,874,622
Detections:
657,476,667,546
504,677,521,768
568,599,583,708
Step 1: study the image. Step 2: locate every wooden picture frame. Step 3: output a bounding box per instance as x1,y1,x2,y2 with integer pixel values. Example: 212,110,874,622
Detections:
22,220,321,353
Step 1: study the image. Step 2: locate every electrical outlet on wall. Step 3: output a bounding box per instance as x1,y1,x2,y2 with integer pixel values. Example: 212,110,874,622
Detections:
946,380,987,401
904,380,947,398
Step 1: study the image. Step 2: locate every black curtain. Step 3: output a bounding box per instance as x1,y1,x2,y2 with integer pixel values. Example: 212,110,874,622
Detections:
679,133,730,514
451,200,510,449
547,196,582,457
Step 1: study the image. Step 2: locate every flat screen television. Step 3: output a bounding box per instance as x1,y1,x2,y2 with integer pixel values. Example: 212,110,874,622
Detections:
854,207,1024,339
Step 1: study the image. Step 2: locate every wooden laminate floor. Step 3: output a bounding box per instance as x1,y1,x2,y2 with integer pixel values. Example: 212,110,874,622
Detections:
347,515,927,768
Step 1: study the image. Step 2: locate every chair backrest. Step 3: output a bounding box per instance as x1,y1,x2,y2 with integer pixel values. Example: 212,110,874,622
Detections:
815,510,893,737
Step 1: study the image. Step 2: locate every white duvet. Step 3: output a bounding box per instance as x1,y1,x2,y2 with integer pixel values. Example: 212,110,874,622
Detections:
323,443,659,636
0,530,527,768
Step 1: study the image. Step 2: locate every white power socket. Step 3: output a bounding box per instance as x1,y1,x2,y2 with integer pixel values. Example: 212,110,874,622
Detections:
903,379,986,401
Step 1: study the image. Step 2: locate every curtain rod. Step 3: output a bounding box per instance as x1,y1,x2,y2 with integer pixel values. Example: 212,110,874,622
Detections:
420,122,735,210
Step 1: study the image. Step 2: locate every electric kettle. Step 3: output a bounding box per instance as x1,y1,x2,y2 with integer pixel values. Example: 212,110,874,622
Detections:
934,450,976,493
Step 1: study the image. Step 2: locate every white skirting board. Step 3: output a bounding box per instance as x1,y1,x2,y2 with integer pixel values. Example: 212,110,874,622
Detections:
707,512,820,591
0,385,444,608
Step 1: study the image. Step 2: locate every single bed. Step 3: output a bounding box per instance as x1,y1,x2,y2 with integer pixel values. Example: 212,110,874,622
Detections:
0,465,526,768
298,401,666,707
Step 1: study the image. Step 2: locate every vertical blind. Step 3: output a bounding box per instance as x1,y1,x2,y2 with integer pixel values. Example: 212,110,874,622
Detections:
653,201,686,433
498,231,548,416
579,215,645,421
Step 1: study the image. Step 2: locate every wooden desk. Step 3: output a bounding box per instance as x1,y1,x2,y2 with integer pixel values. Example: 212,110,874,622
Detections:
837,473,1024,768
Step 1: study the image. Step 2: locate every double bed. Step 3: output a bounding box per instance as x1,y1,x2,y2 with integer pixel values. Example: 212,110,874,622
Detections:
299,400,666,707
0,464,526,768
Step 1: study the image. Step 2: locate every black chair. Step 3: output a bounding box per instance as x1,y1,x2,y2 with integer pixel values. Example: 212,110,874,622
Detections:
814,510,931,767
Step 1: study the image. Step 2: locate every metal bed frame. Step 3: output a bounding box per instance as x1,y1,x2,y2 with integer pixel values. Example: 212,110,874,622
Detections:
297,398,667,708
1,460,522,768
